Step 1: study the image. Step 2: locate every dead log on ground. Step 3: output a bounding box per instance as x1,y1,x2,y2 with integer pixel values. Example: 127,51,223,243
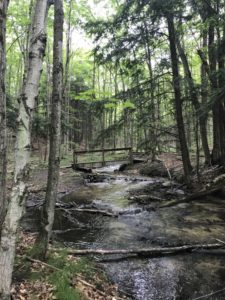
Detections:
160,185,224,208
51,242,224,257
70,208,117,217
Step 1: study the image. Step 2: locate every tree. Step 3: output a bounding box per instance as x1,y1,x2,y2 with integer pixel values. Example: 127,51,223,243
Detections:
167,14,192,185
0,0,49,298
176,26,211,165
0,0,9,232
36,0,63,258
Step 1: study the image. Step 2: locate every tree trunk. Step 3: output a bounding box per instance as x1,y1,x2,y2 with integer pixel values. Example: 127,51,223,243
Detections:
62,0,72,156
176,34,211,165
0,1,49,298
167,15,192,186
208,21,221,164
0,0,9,232
36,0,63,259
52,242,224,257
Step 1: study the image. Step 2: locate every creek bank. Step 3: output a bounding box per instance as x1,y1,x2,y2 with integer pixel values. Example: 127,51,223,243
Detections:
22,162,225,300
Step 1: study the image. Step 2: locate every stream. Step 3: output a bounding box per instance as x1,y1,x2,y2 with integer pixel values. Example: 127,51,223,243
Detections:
24,164,225,300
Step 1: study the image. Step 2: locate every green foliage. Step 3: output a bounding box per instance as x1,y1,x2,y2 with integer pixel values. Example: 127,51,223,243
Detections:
122,101,136,110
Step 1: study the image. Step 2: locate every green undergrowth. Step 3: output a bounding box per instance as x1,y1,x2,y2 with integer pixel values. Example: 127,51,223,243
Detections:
48,253,94,300
15,246,98,300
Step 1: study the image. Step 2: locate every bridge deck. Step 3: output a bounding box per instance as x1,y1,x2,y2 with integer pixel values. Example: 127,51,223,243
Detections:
74,160,129,169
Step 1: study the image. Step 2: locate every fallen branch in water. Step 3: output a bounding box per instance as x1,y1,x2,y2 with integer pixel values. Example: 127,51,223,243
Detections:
56,201,117,217
192,287,225,300
51,242,224,257
129,194,166,202
159,185,223,208
70,208,117,217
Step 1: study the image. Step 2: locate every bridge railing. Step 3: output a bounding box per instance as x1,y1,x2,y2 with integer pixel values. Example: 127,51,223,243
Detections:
73,147,133,167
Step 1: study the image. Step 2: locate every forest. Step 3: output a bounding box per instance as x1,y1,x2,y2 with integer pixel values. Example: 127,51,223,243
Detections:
1,0,225,299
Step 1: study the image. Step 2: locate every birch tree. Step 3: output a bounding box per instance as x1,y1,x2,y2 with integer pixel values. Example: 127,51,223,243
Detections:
0,0,49,298
36,0,63,258
0,0,9,232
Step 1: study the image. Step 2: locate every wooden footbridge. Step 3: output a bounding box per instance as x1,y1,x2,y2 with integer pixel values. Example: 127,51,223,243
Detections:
73,147,134,170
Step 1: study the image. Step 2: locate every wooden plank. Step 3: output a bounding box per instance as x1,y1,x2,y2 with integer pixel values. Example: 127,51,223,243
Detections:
74,147,132,155
75,160,129,167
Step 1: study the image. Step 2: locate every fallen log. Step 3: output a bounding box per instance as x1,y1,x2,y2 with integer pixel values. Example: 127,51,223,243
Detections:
70,208,117,217
129,195,166,202
51,242,224,257
160,185,223,208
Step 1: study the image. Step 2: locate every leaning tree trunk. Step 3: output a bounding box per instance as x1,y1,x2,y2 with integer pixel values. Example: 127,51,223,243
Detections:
36,0,63,259
0,1,49,298
0,0,9,232
167,15,192,186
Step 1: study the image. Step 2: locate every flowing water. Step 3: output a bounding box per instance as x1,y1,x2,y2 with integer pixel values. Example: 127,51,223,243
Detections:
25,165,225,299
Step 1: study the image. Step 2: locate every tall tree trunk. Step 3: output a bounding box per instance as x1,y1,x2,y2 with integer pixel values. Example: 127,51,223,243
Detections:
167,15,192,186
0,0,9,232
208,20,221,164
0,1,49,298
176,34,211,165
216,25,225,165
143,23,157,156
62,0,72,156
200,28,211,165
36,0,63,258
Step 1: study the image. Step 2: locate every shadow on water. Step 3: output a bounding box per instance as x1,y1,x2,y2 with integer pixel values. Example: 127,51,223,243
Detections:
24,164,225,299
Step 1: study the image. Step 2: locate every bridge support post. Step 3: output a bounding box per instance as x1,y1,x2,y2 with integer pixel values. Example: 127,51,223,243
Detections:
129,148,133,164
73,150,78,166
102,148,105,166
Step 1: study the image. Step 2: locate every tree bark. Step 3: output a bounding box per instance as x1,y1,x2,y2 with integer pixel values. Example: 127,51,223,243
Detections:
0,0,9,232
167,15,192,186
36,0,63,258
0,1,49,298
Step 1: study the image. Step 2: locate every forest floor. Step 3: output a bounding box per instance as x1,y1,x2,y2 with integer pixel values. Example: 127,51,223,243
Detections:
12,231,124,300
11,151,225,300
